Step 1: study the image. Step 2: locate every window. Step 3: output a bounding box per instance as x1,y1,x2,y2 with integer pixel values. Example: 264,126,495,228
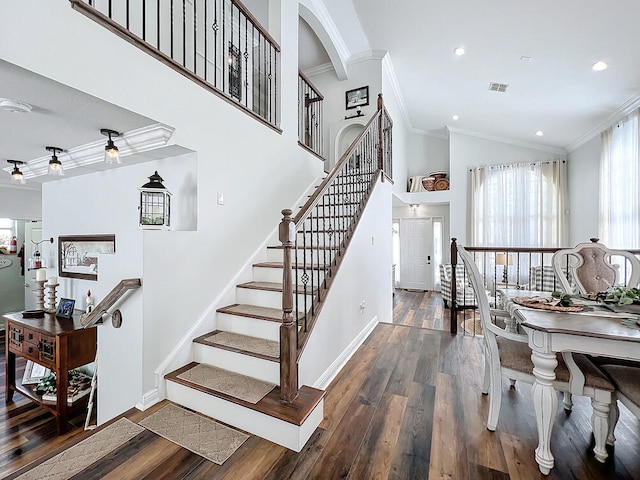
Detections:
0,218,14,249
600,110,640,248
470,160,566,248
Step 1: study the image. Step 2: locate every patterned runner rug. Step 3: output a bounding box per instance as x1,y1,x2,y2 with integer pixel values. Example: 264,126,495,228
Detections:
177,363,275,404
139,403,249,465
12,418,144,480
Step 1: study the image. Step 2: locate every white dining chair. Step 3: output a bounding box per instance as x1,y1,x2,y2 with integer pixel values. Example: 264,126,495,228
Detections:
457,245,616,462
552,238,640,295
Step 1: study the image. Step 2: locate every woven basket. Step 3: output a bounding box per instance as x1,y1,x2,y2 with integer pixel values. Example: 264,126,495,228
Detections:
422,176,436,191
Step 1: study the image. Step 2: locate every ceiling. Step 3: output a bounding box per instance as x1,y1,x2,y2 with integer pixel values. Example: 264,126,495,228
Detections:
0,60,158,190
324,0,640,151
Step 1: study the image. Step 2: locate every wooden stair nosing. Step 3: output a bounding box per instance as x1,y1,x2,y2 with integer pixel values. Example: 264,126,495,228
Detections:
236,281,319,294
165,361,325,426
193,330,279,362
253,261,330,271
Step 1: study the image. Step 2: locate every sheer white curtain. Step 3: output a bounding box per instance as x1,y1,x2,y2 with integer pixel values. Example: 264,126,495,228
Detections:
600,110,640,248
471,160,566,247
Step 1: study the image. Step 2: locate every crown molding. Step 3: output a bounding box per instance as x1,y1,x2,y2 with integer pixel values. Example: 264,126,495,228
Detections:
566,93,640,152
349,49,387,65
381,53,414,133
2,123,174,179
447,126,567,155
302,62,334,78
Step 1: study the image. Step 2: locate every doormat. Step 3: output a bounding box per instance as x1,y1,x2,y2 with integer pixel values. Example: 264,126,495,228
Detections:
177,363,275,404
139,403,249,465
11,418,144,480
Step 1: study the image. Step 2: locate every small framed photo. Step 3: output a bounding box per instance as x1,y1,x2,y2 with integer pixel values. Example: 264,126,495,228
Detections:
22,360,51,385
345,86,369,110
56,298,76,319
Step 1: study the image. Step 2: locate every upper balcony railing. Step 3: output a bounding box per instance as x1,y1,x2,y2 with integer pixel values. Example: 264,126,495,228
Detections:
298,71,324,159
71,0,280,130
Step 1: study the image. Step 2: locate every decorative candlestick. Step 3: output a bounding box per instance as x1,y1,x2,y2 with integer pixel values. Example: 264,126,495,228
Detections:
34,280,46,310
45,281,59,313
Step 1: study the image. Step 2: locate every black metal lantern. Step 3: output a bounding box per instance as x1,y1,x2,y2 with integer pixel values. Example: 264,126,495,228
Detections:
138,171,171,230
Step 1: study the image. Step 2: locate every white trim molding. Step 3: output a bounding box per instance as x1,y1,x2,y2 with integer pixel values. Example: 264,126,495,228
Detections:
448,126,568,156
2,123,175,179
136,388,161,411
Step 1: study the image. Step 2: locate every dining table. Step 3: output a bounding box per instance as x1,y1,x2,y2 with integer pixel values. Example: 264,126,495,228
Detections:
497,288,640,475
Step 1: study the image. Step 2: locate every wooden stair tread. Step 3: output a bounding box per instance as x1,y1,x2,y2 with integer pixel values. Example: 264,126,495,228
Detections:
217,303,301,322
194,330,279,361
267,245,338,251
236,281,318,294
166,362,325,426
254,262,329,270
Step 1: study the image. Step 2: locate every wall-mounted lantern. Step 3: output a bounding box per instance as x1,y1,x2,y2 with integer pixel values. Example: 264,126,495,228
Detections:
138,171,171,230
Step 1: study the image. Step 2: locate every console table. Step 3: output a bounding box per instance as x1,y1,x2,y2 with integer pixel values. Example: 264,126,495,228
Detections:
4,311,97,434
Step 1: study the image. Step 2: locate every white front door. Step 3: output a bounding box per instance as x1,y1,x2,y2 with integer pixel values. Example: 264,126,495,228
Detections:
24,221,42,310
399,218,433,291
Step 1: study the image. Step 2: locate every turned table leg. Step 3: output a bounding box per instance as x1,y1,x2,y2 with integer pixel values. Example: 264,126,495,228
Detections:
531,349,558,475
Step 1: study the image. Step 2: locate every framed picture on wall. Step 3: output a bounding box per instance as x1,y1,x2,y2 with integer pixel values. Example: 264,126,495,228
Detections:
58,234,115,281
345,86,369,110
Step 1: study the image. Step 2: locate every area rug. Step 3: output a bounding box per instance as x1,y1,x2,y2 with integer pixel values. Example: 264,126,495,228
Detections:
176,363,275,404
461,314,483,337
202,331,279,358
139,403,248,465
13,418,144,480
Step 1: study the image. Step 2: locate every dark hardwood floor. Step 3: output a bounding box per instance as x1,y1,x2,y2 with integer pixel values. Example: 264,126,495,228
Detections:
1,290,639,479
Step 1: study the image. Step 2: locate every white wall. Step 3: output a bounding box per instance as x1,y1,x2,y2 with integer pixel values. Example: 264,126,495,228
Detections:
2,1,327,421
406,134,449,180
449,131,567,246
567,136,600,244
309,58,383,168
299,176,392,386
0,187,41,220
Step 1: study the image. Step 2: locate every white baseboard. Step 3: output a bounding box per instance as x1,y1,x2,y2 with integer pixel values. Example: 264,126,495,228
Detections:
136,388,161,411
313,315,379,390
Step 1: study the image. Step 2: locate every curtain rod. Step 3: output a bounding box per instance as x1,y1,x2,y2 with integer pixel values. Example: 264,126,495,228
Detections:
469,159,566,172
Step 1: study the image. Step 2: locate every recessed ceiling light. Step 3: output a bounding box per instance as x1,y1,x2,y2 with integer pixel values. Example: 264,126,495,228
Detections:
592,61,609,71
535,131,544,137
520,56,532,62
452,115,459,120
454,47,465,56
0,98,32,113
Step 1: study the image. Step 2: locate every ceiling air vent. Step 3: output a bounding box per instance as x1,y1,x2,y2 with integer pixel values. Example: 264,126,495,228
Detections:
489,82,509,92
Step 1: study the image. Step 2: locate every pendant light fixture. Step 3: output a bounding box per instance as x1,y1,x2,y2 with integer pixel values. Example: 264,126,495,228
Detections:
46,146,64,176
7,160,26,184
101,128,121,164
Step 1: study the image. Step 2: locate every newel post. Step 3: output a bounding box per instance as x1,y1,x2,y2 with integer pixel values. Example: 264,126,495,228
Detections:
377,93,384,172
279,209,298,402
450,238,458,335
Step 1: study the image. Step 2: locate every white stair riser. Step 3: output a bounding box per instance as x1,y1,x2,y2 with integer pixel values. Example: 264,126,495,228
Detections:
166,381,323,452
236,287,313,312
216,312,281,342
253,266,327,285
193,344,279,383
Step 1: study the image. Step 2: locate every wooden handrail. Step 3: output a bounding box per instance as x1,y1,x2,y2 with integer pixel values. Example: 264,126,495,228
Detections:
279,94,393,402
81,278,142,328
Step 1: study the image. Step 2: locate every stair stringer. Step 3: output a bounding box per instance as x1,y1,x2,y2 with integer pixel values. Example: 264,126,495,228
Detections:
298,175,394,388
150,177,323,405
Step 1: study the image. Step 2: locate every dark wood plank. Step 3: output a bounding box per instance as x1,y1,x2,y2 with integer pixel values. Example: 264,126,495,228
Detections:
2,290,640,480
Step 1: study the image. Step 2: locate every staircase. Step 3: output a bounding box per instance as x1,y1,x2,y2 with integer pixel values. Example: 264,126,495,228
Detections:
164,97,393,453
164,236,326,452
